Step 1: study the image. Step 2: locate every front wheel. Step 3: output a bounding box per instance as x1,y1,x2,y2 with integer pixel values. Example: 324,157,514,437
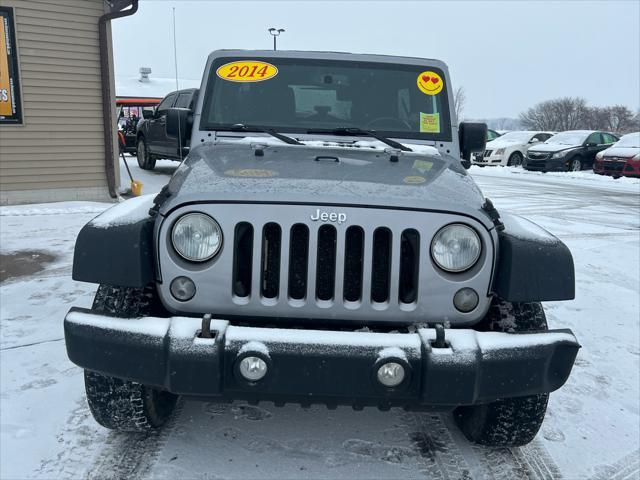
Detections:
507,151,523,167
568,157,582,172
84,284,177,432
136,137,156,171
453,300,549,447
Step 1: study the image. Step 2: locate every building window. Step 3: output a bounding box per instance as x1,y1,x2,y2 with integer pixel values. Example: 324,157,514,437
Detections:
0,6,23,125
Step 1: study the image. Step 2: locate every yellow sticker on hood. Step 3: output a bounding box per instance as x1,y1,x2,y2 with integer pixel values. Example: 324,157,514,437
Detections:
216,61,278,82
420,112,440,133
417,71,443,95
403,175,426,185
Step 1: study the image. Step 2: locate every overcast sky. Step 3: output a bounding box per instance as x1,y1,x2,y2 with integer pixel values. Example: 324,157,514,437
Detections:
112,0,640,119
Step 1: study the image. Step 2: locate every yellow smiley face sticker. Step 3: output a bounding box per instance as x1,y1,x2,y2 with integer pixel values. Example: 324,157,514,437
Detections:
417,71,443,96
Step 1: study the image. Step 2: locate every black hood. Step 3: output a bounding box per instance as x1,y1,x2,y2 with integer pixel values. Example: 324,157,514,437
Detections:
160,141,492,227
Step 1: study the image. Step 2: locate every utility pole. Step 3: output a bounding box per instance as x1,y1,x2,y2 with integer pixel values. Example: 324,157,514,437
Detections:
268,28,285,50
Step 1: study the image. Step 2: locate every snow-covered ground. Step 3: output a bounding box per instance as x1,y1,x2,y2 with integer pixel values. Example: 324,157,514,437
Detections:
1,158,638,479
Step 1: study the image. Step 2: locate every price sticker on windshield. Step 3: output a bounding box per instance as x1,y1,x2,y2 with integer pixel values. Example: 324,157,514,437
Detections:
216,61,278,82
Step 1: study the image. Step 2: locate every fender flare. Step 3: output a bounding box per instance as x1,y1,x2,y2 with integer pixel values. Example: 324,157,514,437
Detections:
72,196,157,287
493,213,575,302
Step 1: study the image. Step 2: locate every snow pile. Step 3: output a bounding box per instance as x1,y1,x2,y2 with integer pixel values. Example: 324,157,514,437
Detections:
89,194,155,229
0,202,110,217
470,164,640,186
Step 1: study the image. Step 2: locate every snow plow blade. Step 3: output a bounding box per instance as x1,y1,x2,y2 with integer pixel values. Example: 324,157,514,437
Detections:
64,308,580,409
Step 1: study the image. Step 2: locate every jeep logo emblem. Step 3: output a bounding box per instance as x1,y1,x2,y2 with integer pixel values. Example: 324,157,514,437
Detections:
310,209,347,225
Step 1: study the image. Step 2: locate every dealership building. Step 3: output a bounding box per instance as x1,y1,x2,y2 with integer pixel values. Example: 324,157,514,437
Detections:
0,0,139,205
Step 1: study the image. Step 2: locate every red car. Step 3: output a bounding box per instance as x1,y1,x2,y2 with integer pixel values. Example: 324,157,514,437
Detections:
594,132,640,177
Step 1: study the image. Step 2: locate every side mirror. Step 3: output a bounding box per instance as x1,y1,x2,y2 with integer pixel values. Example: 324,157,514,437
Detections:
459,122,487,169
142,109,154,120
585,142,597,147
529,138,540,144
166,107,193,146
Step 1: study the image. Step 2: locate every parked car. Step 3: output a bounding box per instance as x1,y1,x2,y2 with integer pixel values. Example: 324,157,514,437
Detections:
472,131,555,166
66,50,579,448
486,128,501,142
593,132,640,178
135,88,199,170
524,130,618,172
116,97,161,154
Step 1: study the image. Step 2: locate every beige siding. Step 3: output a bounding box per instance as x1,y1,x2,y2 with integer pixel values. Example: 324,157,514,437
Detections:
0,0,116,204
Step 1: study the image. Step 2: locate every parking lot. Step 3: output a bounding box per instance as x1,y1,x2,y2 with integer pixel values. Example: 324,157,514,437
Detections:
1,157,638,480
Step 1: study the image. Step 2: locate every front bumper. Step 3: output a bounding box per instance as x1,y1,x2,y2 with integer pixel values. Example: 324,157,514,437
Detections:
472,154,505,166
64,308,580,409
594,160,640,177
523,158,566,171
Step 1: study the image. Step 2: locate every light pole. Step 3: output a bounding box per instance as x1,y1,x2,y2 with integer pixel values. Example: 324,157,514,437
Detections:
268,28,285,51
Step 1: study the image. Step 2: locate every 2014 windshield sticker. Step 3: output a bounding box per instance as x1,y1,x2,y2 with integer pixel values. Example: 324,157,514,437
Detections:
420,112,440,133
417,71,443,95
216,61,278,82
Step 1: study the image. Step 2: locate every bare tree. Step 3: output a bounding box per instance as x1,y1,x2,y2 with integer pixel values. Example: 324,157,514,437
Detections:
520,97,589,131
454,86,466,122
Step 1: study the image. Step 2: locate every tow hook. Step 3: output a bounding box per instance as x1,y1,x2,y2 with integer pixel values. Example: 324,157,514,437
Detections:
199,313,214,339
433,323,447,348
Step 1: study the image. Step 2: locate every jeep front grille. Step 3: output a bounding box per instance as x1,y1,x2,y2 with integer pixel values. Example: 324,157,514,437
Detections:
232,222,421,306
158,204,495,325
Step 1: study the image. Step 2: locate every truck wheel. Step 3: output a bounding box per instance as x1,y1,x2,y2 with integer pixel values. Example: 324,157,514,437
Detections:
84,284,177,432
136,137,156,171
453,300,549,447
507,151,523,167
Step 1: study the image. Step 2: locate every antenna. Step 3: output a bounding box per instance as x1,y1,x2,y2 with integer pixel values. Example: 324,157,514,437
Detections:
172,7,184,164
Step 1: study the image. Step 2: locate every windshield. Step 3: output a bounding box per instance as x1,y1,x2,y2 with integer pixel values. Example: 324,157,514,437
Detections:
545,131,589,145
494,131,534,143
201,57,451,141
615,132,640,148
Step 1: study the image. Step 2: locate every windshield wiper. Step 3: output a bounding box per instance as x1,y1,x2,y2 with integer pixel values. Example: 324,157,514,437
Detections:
306,127,413,152
217,124,303,145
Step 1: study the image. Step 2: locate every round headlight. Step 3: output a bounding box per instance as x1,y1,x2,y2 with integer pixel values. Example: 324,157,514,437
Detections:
171,213,222,262
431,224,481,272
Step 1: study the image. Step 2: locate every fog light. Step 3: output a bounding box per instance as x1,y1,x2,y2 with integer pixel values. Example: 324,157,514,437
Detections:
239,356,268,381
453,288,479,312
170,276,196,301
377,362,405,387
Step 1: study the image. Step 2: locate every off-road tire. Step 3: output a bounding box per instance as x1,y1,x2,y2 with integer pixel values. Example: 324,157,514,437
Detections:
84,284,177,432
507,151,523,167
453,299,549,447
136,136,156,171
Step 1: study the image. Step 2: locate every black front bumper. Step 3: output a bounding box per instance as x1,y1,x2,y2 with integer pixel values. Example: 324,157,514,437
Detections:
524,157,566,171
64,308,580,409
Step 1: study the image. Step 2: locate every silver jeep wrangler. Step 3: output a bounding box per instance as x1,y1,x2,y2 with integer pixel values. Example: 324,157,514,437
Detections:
65,50,579,447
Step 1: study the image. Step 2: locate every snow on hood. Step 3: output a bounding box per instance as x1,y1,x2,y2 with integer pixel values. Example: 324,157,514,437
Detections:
529,143,579,153
89,194,155,228
602,146,640,158
485,138,521,149
160,141,490,225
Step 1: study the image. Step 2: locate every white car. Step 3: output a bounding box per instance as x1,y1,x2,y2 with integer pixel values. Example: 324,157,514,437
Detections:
473,131,555,167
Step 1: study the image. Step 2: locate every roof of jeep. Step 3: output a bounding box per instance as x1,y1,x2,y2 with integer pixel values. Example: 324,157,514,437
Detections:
206,49,448,70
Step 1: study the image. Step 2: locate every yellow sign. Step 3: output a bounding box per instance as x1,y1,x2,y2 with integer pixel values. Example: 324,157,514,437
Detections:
0,7,22,123
225,169,278,178
417,70,443,96
412,159,433,172
420,112,440,133
216,61,278,83
403,175,426,185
